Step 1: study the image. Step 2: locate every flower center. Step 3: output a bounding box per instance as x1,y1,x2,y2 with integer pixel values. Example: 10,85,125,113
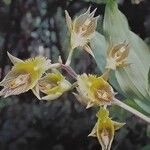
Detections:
97,90,110,101
77,19,91,36
114,47,126,60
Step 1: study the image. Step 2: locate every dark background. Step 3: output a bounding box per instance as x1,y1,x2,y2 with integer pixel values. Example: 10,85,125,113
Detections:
0,0,150,150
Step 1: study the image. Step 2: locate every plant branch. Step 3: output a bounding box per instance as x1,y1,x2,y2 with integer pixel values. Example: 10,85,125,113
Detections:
113,98,150,124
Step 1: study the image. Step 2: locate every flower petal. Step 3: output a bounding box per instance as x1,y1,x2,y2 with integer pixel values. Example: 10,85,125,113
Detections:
42,92,62,101
7,52,24,64
113,121,125,130
65,10,73,32
82,16,99,37
83,44,95,57
88,123,97,137
32,84,41,100
73,7,91,32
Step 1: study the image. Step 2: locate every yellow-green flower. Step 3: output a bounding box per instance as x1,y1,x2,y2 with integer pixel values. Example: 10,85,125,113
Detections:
89,107,125,150
65,7,99,56
0,52,51,97
33,73,72,100
74,74,114,108
106,42,129,70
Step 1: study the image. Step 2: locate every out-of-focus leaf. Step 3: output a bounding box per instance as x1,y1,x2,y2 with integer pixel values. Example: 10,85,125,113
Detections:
90,32,107,71
84,0,106,4
134,99,150,114
148,69,150,91
103,0,150,112
147,125,150,137
0,98,13,109
110,104,131,121
3,0,11,5
141,145,150,150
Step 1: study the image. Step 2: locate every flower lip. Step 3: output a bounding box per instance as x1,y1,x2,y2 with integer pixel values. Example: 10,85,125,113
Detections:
9,73,30,89
0,73,31,97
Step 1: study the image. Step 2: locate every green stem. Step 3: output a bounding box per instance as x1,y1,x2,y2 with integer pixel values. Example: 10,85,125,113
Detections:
113,98,150,124
65,48,74,66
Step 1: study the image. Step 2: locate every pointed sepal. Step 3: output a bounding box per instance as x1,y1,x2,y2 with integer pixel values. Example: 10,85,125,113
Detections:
7,52,24,64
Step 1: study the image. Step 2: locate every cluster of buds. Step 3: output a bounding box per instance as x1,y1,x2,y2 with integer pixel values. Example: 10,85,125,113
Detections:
0,7,130,150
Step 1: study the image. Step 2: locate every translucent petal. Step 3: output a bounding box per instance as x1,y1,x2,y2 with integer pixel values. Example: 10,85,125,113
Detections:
32,84,41,100
83,44,95,57
88,123,97,137
73,7,91,33
113,121,125,130
65,10,73,32
42,92,62,101
82,16,99,37
7,52,24,64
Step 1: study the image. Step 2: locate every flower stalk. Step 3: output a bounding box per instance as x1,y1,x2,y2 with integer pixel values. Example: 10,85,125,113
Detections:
113,98,150,124
65,48,74,66
61,64,78,79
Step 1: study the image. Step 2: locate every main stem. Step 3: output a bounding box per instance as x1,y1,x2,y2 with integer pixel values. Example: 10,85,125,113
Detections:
113,98,150,124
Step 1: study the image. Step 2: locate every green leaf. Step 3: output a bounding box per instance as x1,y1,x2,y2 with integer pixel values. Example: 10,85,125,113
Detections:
90,32,107,72
110,104,131,121
103,0,150,112
134,99,150,115
148,69,150,91
124,99,150,116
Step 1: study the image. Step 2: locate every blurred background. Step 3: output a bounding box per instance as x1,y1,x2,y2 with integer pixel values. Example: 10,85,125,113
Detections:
0,0,150,150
